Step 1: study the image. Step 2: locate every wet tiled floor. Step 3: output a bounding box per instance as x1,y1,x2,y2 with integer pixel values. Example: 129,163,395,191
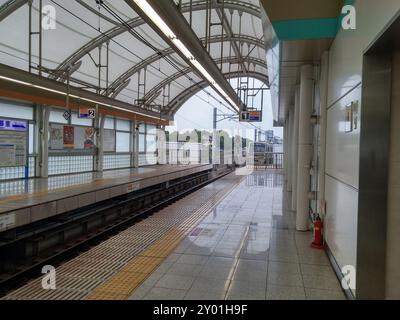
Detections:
129,170,346,300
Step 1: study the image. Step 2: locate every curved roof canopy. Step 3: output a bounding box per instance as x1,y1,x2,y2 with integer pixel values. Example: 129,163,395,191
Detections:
0,0,268,120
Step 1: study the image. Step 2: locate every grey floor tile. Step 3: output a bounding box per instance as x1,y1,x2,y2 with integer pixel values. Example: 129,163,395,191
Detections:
267,271,304,287
152,261,173,274
190,277,231,292
204,256,237,269
268,261,301,274
128,285,152,300
266,285,306,300
232,269,267,283
298,254,330,266
176,254,209,266
302,275,342,291
164,253,182,263
300,264,337,278
236,259,268,273
225,280,266,300
199,265,235,280
155,274,195,291
305,288,346,300
184,289,227,300
140,272,164,287
268,252,299,263
143,287,187,300
166,263,203,277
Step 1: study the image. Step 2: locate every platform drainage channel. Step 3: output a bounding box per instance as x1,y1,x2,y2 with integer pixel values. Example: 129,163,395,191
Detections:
2,173,243,300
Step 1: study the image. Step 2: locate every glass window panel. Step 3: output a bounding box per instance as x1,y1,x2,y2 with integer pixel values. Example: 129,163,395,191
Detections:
116,119,131,131
116,132,130,152
139,123,146,133
0,101,33,120
104,117,115,129
146,134,157,152
147,124,157,134
71,112,93,126
139,134,145,152
49,109,68,124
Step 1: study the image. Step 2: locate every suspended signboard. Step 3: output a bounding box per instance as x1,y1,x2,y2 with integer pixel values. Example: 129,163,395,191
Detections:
78,107,96,119
0,119,27,167
240,111,262,122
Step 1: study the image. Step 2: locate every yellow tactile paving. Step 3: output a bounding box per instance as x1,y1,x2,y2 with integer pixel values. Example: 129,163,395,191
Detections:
86,176,243,300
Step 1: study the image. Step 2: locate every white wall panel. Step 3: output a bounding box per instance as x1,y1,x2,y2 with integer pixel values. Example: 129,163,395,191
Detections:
325,175,358,278
326,85,361,189
328,0,400,107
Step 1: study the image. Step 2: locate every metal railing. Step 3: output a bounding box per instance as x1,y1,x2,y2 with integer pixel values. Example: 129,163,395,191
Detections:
252,152,284,169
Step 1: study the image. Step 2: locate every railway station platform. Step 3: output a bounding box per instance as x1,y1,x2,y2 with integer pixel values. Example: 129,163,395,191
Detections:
0,164,213,232
1,170,344,300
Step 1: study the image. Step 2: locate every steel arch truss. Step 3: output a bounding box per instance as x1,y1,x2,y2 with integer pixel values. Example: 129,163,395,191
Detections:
167,71,269,117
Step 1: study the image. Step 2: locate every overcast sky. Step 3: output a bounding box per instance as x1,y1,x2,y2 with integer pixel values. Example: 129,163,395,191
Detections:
167,78,283,140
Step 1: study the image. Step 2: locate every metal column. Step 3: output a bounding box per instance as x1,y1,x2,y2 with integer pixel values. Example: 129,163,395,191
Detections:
133,121,139,169
37,105,49,178
296,65,314,231
94,113,105,172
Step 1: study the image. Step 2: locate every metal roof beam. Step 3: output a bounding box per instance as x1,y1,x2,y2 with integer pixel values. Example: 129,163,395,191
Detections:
108,34,264,98
168,71,269,116
124,0,245,112
212,0,248,73
0,0,27,22
53,0,261,81
143,56,267,109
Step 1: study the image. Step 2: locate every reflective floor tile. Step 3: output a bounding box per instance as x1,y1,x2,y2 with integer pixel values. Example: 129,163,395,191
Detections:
155,274,195,290
266,285,306,300
143,287,187,300
305,288,346,300
267,271,304,287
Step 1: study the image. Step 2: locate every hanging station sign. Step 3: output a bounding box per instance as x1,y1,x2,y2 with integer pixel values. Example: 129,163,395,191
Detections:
78,107,96,119
0,119,27,167
240,110,262,122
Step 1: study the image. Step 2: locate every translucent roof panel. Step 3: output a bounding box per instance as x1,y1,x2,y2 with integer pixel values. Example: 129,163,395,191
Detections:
0,0,268,116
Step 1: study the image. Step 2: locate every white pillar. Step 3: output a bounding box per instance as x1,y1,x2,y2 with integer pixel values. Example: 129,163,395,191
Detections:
296,65,314,231
318,52,329,216
287,105,294,192
291,86,300,211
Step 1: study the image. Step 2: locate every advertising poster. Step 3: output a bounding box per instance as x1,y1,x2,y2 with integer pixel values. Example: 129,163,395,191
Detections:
74,127,95,150
50,124,63,150
63,125,74,148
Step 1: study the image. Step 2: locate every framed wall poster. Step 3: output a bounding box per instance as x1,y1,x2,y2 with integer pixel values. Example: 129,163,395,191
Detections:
50,124,64,150
63,125,74,148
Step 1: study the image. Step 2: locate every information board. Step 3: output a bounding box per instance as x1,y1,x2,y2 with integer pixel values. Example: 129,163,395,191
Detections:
240,111,262,122
0,119,27,167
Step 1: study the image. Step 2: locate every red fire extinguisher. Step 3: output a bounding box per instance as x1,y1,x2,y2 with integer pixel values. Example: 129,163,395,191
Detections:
311,214,325,250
